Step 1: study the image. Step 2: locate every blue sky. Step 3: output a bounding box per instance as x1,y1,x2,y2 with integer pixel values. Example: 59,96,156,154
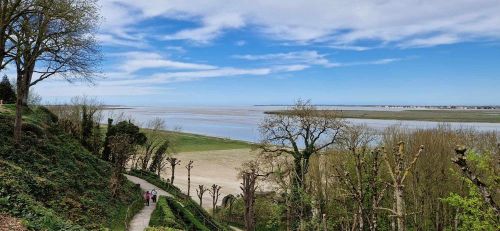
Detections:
26,0,500,106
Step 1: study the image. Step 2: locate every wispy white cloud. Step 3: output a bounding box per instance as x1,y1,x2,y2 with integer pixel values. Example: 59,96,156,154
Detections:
111,52,217,73
161,13,245,43
233,50,403,68
99,0,500,47
234,51,337,67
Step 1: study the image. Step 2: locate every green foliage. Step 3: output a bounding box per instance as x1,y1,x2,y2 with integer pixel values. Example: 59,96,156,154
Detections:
219,196,285,231
102,119,146,162
145,227,182,231
128,169,230,230
442,180,499,231
149,196,183,229
0,75,16,104
165,196,210,231
0,106,143,230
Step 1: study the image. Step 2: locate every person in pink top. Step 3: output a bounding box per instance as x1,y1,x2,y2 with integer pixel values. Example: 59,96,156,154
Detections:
144,191,151,206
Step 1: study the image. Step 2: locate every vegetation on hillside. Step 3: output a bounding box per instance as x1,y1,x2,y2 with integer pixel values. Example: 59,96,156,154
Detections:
0,105,143,230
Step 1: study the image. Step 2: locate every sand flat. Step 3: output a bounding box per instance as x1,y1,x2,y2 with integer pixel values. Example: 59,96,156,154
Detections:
160,148,258,209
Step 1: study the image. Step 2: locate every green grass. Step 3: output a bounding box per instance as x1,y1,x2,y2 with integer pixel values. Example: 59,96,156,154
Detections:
100,124,251,153
142,129,252,152
267,109,500,123
0,106,143,230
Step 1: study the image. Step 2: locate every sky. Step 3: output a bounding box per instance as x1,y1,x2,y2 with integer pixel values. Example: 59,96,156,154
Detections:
14,1,500,106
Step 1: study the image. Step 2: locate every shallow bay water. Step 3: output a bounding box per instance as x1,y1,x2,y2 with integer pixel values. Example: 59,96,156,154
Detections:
103,106,500,142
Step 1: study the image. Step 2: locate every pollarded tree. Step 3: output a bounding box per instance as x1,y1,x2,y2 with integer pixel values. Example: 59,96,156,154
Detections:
186,160,194,196
378,142,424,231
209,184,222,214
259,99,344,228
196,185,208,207
9,0,100,144
0,75,16,103
167,157,181,184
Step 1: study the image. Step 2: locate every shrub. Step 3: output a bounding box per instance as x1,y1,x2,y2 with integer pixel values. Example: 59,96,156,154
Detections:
165,197,210,231
149,196,183,229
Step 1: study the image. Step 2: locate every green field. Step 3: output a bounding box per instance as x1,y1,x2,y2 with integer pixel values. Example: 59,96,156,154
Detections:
267,109,500,123
142,129,252,152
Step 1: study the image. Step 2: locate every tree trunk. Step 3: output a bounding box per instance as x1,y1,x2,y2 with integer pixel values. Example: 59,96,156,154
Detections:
187,169,191,196
13,71,28,144
395,184,405,231
170,164,175,184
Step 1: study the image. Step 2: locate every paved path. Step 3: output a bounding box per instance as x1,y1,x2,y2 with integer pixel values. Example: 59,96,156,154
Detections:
125,174,172,231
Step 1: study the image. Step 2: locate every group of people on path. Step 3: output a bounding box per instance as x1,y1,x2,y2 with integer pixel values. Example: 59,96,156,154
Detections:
144,189,157,206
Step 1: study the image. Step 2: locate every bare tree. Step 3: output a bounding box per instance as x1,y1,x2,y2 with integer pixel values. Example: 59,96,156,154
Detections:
378,142,424,231
334,124,378,231
0,0,29,70
139,118,166,170
259,99,344,228
10,0,100,143
185,160,194,196
240,160,270,231
196,185,208,207
209,184,222,214
452,146,499,216
167,157,181,185
149,140,172,176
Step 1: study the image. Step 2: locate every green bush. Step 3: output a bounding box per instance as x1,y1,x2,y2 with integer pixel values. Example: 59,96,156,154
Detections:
145,227,183,231
165,197,210,231
149,196,183,229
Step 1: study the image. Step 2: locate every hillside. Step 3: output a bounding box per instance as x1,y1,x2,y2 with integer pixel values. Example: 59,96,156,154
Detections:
0,105,143,230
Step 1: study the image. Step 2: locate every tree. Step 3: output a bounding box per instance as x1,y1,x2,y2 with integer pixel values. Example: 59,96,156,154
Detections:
167,157,181,185
378,142,424,231
334,124,381,231
196,185,208,207
240,160,270,231
139,118,166,170
186,160,194,196
0,0,28,70
102,120,146,162
108,134,136,197
149,140,171,176
209,184,222,214
452,146,499,216
0,75,15,103
9,0,100,143
259,99,344,228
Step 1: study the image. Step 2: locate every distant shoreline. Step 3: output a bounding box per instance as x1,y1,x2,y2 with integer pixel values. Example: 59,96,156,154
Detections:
266,109,500,123
255,104,500,110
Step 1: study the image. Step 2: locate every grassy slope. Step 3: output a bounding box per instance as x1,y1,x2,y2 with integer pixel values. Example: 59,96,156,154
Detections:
0,105,143,230
267,109,500,123
142,129,252,153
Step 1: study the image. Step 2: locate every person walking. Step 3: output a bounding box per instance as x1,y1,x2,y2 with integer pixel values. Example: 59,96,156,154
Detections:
151,189,158,203
144,191,151,206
